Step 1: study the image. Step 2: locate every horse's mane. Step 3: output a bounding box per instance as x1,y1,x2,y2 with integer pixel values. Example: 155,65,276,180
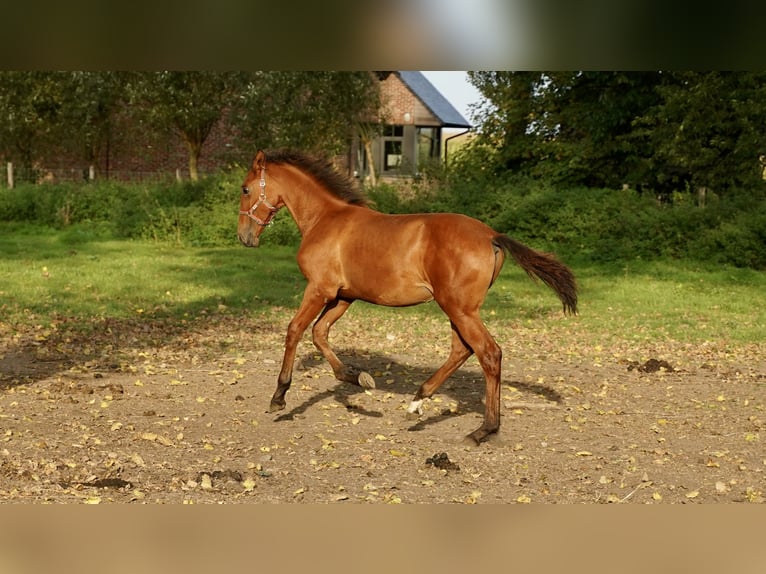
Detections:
265,149,369,207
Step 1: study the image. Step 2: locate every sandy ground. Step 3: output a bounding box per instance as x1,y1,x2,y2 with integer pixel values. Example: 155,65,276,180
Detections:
1,311,764,503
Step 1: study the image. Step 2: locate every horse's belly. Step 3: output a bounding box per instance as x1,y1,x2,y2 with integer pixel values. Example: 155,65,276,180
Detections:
340,283,434,307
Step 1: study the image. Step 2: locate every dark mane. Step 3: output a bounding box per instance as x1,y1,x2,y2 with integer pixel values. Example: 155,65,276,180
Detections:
265,149,369,207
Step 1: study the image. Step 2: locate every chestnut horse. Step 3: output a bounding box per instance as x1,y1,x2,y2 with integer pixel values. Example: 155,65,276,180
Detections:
238,149,577,444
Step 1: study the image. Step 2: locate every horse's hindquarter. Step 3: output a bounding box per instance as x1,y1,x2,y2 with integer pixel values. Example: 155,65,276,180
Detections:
306,210,498,307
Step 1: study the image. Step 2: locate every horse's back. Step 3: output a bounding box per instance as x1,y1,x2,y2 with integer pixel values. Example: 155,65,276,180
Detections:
301,208,502,306
326,209,501,307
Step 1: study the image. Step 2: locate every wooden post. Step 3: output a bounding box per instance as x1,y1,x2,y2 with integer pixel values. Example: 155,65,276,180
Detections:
6,162,13,189
89,165,95,181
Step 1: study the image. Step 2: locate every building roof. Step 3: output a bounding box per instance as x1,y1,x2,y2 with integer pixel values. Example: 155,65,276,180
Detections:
398,71,472,129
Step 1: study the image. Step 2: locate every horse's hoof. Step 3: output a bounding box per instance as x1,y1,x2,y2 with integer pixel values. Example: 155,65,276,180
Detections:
462,434,483,447
268,400,286,413
357,371,376,389
465,427,495,445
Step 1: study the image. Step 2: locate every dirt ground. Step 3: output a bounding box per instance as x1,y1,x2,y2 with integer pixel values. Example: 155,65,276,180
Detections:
1,310,764,504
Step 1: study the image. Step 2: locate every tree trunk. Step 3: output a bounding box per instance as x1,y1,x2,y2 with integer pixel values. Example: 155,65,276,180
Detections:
186,138,201,182
363,139,377,186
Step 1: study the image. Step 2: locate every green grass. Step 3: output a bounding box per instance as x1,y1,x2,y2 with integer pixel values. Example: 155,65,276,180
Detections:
483,258,766,344
1,224,765,345
0,224,305,326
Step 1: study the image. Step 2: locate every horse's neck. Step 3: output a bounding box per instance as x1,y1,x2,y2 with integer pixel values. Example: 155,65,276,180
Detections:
278,167,347,235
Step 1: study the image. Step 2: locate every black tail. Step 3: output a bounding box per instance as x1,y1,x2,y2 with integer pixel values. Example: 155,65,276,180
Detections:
493,235,578,315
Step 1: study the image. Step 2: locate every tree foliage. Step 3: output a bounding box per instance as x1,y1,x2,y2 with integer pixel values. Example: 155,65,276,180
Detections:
0,71,380,182
127,72,250,181
0,71,67,177
235,71,381,156
634,72,766,193
466,71,766,196
59,71,127,172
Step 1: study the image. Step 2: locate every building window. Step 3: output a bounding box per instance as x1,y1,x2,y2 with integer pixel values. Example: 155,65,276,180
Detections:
384,140,402,171
417,127,440,165
381,125,404,173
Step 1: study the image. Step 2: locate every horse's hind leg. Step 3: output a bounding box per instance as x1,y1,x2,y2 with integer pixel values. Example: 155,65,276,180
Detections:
448,312,503,445
407,322,472,415
312,298,375,388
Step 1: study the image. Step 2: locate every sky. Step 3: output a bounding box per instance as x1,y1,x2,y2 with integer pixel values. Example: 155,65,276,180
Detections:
421,71,483,126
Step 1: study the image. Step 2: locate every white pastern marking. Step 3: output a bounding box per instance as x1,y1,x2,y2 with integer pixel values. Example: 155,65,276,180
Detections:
407,399,424,415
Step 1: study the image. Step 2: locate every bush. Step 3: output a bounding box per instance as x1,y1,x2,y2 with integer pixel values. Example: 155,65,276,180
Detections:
366,170,766,269
2,168,765,268
0,173,252,247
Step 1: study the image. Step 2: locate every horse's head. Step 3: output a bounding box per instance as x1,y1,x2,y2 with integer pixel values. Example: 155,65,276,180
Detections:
238,150,282,247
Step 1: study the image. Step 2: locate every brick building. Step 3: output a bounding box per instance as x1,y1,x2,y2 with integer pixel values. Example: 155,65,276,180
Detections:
354,71,472,181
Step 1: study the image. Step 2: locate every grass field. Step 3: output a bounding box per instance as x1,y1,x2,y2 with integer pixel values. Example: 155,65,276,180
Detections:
2,224,764,346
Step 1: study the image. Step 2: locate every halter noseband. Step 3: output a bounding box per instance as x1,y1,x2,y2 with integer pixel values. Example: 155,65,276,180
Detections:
239,169,280,226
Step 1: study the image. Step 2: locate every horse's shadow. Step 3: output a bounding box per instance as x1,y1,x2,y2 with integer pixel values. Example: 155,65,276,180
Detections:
271,348,564,434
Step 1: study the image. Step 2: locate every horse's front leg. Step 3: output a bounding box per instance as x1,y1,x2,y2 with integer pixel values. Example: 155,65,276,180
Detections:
312,298,375,389
269,288,329,412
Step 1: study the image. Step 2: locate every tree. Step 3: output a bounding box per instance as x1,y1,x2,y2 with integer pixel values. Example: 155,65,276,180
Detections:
466,71,541,174
58,71,127,179
129,72,249,181
536,72,664,188
236,71,381,161
0,71,65,181
466,71,766,195
634,71,766,196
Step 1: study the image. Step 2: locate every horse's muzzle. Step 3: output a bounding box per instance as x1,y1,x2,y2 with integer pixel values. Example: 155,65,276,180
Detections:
238,232,260,248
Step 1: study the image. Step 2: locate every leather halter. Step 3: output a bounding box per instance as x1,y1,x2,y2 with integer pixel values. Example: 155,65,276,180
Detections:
239,169,279,226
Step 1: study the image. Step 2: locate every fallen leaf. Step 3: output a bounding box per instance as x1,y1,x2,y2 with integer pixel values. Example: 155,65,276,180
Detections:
155,435,174,447
461,491,482,504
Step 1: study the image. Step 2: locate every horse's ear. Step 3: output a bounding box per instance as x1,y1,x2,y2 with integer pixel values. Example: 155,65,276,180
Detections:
253,150,266,172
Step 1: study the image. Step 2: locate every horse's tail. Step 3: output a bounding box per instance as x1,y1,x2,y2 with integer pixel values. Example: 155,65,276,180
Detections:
493,235,578,315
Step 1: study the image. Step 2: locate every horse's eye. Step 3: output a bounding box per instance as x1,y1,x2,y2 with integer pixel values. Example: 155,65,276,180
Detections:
242,186,250,195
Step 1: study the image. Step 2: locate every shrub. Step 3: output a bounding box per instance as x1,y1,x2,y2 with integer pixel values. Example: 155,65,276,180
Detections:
2,169,765,268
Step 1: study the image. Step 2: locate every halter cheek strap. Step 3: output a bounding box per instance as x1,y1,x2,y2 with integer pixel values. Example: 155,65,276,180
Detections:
239,170,280,226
